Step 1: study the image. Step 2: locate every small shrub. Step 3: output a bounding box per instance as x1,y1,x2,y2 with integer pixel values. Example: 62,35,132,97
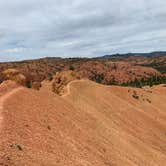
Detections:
146,98,151,103
132,91,139,99
48,73,53,81
69,65,75,71
26,80,31,88
10,144,23,151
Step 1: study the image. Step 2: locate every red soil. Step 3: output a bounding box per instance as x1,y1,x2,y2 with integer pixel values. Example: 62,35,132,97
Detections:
0,80,165,165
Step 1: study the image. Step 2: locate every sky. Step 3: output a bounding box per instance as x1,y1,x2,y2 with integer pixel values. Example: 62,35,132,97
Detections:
0,0,166,61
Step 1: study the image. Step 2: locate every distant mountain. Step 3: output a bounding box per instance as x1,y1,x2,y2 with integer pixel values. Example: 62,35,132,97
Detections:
100,51,166,59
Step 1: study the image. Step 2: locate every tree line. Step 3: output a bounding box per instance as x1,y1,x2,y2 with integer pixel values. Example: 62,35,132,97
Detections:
121,75,166,88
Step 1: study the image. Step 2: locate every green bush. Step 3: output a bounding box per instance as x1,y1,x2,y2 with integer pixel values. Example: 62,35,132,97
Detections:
26,80,31,88
69,65,75,71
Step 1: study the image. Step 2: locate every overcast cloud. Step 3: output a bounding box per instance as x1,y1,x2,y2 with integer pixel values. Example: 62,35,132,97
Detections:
0,0,166,61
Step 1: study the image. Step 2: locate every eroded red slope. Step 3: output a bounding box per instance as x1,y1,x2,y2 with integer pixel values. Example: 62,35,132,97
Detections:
0,80,166,165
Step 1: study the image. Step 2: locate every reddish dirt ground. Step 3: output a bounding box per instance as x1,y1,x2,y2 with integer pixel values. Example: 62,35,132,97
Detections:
0,80,166,165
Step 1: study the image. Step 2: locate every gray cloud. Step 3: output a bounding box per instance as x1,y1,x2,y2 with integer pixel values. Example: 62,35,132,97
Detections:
0,0,166,61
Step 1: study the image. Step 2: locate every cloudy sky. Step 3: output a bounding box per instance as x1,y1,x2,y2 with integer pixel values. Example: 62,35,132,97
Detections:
0,0,166,61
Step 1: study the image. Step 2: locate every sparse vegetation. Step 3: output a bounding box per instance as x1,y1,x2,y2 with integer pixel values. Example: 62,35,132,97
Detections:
48,73,53,81
132,91,139,99
90,72,104,83
142,62,166,74
26,80,31,88
69,65,75,71
0,56,165,88
108,77,117,85
10,144,23,151
122,75,166,88
0,55,165,166
146,98,151,103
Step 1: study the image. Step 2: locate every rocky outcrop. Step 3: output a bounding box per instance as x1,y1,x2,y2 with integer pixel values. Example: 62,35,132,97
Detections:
52,70,80,95
2,69,26,86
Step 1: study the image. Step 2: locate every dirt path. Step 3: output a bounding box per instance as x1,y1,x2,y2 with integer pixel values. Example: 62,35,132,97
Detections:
0,87,23,131
62,79,86,97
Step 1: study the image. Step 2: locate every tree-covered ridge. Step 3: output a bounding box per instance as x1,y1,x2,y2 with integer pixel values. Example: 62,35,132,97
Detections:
121,75,166,88
141,59,166,74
